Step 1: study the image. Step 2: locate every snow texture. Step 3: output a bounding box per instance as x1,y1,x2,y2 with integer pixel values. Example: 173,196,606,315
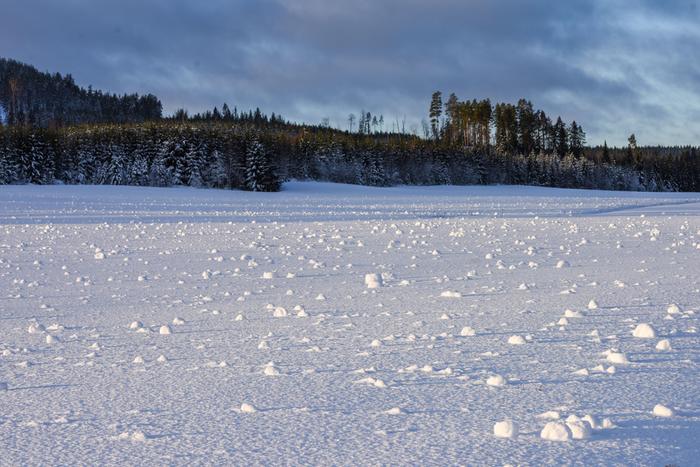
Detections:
0,182,699,465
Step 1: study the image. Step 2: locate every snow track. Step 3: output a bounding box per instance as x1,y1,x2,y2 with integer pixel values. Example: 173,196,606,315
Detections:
0,182,699,465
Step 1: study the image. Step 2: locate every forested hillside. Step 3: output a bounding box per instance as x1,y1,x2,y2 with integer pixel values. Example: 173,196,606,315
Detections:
0,58,162,127
1,58,698,192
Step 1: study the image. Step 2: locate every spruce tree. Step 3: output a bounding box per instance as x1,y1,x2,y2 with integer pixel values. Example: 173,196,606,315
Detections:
601,141,611,164
244,136,280,192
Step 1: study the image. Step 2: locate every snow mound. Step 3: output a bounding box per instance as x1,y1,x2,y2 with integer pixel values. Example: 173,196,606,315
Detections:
652,404,674,417
440,291,462,298
655,339,672,351
459,326,476,337
564,309,584,318
507,335,526,345
540,421,572,442
240,403,257,413
606,351,629,364
566,417,592,439
263,362,280,376
493,420,518,439
632,323,656,338
364,273,383,289
486,374,507,387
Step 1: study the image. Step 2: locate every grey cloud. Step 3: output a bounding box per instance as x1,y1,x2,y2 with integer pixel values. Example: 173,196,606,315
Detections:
1,0,698,145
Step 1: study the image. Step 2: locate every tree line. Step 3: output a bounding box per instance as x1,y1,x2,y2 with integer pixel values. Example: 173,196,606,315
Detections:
2,118,696,192
1,57,699,192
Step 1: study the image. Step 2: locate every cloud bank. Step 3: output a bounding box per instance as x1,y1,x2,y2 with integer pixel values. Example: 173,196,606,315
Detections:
2,0,698,145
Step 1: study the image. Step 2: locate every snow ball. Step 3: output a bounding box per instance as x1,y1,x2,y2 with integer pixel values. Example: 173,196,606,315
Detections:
566,420,592,439
564,309,583,318
493,420,518,439
385,407,402,415
156,355,168,363
540,421,572,442
460,326,476,337
440,291,462,298
652,404,674,417
582,414,600,430
201,271,211,280
555,260,570,269
45,334,58,344
537,411,560,420
133,356,145,364
572,368,589,376
94,250,105,260
587,300,599,310
137,275,147,282
263,362,280,376
172,317,185,325
235,314,244,321
370,339,382,348
632,323,656,338
315,294,326,301
558,317,569,326
517,283,529,290
655,339,672,351
486,375,507,387
240,403,257,414
606,352,629,364
262,271,275,279
372,378,387,388
159,325,172,335
666,304,682,315
28,323,45,334
130,431,148,442
128,321,143,330
296,307,308,318
601,418,615,429
257,340,269,350
364,273,383,289
273,307,288,318
507,335,526,345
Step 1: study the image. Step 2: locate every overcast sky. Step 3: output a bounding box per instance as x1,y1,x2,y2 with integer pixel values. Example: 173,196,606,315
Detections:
2,0,699,145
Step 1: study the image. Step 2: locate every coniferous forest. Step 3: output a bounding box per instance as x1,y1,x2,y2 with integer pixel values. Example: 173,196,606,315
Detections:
1,58,699,192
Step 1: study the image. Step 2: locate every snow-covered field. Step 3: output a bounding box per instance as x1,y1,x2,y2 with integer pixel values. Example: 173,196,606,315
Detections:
1,182,699,465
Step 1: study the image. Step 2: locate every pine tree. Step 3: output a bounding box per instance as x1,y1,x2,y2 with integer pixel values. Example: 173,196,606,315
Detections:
601,141,611,164
429,91,443,141
107,144,128,185
361,152,387,186
568,121,585,158
244,136,280,192
0,130,18,184
516,99,535,155
186,141,205,187
553,117,568,158
24,133,54,184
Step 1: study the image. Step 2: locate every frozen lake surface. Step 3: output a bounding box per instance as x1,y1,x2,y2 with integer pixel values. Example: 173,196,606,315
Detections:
1,182,699,465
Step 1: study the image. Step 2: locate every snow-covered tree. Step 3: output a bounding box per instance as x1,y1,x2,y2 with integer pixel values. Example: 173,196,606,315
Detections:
245,136,280,192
